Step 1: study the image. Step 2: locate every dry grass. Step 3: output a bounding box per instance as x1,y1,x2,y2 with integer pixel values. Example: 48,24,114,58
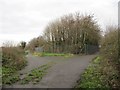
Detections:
2,46,26,69
2,43,27,85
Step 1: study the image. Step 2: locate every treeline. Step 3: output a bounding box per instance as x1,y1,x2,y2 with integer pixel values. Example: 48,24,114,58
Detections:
27,12,101,54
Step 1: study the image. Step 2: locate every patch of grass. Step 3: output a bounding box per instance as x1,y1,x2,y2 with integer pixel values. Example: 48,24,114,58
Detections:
2,67,20,85
33,52,74,57
20,62,54,84
24,50,30,56
2,45,27,85
92,56,100,64
75,56,109,88
2,60,27,85
0,67,2,86
2,62,54,85
43,53,65,56
3,74,20,85
64,53,74,58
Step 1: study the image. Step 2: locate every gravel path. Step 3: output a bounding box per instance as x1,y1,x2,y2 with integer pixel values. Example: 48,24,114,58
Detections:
4,54,97,88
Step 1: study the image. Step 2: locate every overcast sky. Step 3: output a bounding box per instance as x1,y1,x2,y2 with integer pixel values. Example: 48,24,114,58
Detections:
0,0,119,46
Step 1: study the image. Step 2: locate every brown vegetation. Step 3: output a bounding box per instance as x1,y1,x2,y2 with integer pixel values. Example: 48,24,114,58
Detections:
2,44,27,70
27,12,101,54
100,26,120,88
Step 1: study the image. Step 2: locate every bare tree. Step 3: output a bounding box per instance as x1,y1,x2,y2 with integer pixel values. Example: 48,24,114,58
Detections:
28,12,101,54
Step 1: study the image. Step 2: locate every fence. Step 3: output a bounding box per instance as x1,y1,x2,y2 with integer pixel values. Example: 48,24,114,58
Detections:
85,44,99,54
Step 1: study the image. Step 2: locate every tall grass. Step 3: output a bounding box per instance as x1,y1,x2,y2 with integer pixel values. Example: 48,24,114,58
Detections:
2,46,27,69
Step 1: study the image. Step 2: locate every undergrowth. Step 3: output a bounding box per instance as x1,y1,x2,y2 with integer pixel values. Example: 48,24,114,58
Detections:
75,56,109,88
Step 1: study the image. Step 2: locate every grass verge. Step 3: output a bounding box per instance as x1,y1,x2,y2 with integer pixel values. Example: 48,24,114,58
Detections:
33,52,74,57
20,62,54,84
2,46,27,85
2,62,54,85
0,67,2,86
2,67,20,85
75,56,109,88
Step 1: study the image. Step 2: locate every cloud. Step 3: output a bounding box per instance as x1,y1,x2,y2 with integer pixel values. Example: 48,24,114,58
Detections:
0,0,119,46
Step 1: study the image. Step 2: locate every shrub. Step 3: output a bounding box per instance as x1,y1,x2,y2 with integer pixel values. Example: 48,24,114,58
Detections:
100,27,118,61
2,43,27,85
100,26,120,88
2,46,27,70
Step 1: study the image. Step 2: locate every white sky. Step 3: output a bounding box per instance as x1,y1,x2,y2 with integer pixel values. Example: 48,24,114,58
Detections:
0,0,119,46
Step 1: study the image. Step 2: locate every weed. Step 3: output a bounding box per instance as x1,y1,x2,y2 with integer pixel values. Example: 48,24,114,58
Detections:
75,56,108,88
2,67,20,85
20,63,53,84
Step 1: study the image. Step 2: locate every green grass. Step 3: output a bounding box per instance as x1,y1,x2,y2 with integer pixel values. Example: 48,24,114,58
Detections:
2,67,20,85
75,56,109,88
2,46,28,85
0,67,2,86
2,62,54,85
33,52,74,57
20,62,54,84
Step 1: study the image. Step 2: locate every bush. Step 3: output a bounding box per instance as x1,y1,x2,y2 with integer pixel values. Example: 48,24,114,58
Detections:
76,26,120,88
2,44,27,85
100,27,118,61
100,26,120,88
2,46,27,70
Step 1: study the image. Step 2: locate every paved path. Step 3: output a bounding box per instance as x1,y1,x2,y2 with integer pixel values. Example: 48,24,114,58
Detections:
19,54,69,74
33,55,96,88
5,54,97,88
